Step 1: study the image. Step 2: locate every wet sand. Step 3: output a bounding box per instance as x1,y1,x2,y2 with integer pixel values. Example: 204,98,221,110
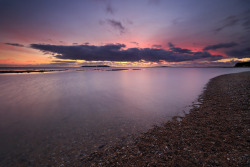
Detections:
80,71,250,166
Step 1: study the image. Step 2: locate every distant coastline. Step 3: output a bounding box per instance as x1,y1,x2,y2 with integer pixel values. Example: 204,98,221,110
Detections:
81,65,111,67
0,70,64,74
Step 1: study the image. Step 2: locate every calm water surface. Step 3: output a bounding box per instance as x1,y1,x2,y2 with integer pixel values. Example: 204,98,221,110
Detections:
0,67,249,165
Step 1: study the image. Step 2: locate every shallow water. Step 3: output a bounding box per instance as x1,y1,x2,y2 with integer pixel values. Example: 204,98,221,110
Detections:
0,67,249,165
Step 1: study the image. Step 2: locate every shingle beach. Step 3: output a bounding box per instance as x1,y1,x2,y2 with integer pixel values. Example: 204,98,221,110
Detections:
80,71,250,167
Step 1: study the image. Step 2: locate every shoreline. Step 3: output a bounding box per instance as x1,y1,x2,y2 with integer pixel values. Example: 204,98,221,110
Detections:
79,71,250,166
1,71,249,166
0,70,65,74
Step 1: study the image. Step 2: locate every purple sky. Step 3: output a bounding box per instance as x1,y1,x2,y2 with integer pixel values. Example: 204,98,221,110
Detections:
0,0,249,67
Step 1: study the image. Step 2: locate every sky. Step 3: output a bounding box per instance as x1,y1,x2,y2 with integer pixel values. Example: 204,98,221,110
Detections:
0,0,250,67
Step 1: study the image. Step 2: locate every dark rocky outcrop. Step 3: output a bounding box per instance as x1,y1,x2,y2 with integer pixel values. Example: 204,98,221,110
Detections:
234,61,250,67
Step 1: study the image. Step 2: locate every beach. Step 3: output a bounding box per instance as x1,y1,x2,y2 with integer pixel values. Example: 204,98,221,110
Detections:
0,70,249,167
1,0,249,166
79,71,250,166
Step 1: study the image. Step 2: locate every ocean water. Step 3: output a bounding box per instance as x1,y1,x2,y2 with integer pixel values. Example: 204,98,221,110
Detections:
0,67,249,164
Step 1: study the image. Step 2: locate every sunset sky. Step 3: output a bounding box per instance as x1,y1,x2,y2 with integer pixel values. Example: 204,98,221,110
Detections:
0,0,250,67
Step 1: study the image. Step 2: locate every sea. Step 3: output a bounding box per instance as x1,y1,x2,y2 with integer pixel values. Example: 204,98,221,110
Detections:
0,67,249,165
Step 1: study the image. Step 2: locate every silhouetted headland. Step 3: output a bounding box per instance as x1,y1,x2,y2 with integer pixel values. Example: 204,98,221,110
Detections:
234,61,250,67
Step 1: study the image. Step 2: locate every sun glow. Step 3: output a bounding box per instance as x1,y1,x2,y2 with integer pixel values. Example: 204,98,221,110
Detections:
215,58,250,63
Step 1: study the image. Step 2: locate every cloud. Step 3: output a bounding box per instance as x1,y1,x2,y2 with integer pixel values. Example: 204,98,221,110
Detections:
51,60,77,63
203,42,238,51
94,0,115,15
242,16,250,31
168,42,175,48
214,11,250,33
241,10,250,31
152,45,162,49
180,60,240,68
30,43,223,63
131,42,139,46
168,42,193,54
226,47,250,58
49,61,77,66
106,3,115,14
106,19,125,34
5,43,24,47
214,15,239,33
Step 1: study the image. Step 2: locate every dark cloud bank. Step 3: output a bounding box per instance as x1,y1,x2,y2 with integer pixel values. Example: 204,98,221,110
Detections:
226,47,250,58
30,43,223,62
168,42,193,54
203,42,238,51
202,42,250,59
